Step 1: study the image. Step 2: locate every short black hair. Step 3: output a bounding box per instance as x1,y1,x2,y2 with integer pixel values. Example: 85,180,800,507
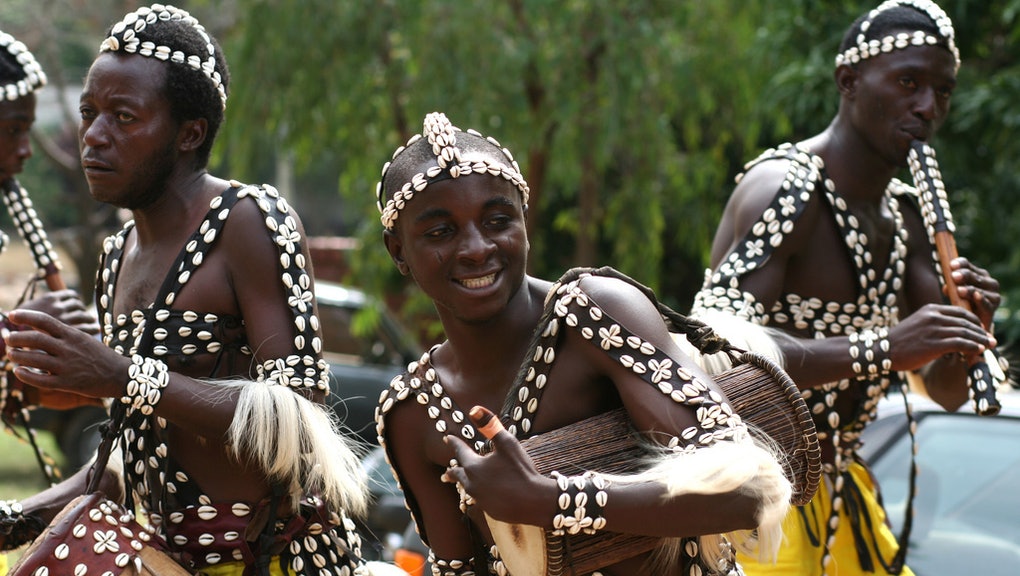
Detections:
381,130,518,205
103,11,230,168
840,4,951,55
0,50,22,85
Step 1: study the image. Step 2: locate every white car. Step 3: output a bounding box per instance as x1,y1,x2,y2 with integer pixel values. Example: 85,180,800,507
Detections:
859,387,1020,575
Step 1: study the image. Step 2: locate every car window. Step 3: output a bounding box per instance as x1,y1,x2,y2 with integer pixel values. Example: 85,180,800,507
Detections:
869,414,1020,549
319,304,365,361
318,302,412,366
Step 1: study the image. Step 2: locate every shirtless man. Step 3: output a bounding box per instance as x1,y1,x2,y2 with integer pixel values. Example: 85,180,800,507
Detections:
691,2,1003,574
375,111,793,575
0,6,379,575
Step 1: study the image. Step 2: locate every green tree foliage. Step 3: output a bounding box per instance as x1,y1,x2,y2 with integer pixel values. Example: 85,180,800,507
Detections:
4,0,1018,346
225,0,1020,344
222,0,777,328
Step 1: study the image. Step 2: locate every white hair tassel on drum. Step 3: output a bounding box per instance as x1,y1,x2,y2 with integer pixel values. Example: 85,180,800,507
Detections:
673,308,785,372
628,433,791,572
224,379,369,517
649,309,793,571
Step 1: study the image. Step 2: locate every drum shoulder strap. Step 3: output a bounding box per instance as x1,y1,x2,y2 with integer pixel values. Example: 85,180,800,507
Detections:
501,267,744,448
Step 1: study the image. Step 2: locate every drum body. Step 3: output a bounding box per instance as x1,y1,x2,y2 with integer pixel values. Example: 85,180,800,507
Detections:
488,352,820,576
10,493,189,576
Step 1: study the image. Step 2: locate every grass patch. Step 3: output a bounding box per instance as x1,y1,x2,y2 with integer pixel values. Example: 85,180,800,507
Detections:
0,422,66,498
0,422,69,568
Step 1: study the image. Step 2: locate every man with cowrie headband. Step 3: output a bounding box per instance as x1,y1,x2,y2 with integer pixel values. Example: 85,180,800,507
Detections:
692,2,1004,574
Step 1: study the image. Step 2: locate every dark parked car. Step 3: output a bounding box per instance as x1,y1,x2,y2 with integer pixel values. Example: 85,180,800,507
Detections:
858,389,1020,575
21,280,420,471
315,281,421,447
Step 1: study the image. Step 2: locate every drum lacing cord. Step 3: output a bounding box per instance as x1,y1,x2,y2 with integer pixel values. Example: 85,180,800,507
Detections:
872,383,918,575
86,400,126,495
253,483,284,576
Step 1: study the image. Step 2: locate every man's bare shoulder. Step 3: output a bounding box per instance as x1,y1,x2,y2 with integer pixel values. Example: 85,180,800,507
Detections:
729,157,797,216
570,273,667,338
217,183,311,256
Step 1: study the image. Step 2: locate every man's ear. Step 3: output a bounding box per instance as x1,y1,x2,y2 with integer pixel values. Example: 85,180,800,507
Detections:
383,229,410,276
177,118,208,154
835,64,859,99
522,204,530,252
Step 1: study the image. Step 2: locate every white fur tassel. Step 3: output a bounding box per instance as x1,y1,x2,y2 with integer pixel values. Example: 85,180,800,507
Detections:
674,308,785,371
225,379,370,518
650,309,793,571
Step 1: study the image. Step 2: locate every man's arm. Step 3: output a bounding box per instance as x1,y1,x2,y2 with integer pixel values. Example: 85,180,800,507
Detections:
444,274,787,540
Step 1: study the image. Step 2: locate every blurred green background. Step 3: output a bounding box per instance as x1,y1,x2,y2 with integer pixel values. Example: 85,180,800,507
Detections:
4,0,1020,347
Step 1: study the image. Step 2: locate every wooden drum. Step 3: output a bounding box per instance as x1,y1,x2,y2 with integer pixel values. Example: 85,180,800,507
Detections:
488,351,820,576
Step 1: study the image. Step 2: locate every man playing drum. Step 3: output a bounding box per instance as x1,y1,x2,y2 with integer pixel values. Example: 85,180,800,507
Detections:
0,5,391,575
691,1,1005,574
375,111,795,576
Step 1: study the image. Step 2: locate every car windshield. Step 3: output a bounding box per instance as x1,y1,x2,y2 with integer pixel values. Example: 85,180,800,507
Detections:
318,300,415,366
869,413,1020,571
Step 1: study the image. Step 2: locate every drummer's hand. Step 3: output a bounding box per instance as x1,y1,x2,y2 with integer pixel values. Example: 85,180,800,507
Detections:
441,406,557,526
19,290,100,335
4,308,128,399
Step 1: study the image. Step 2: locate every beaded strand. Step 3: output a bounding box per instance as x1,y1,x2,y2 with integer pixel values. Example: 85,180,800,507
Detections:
99,4,226,109
0,31,46,100
834,0,960,72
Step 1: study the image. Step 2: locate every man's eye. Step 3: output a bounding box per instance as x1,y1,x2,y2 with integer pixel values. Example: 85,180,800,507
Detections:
488,215,512,227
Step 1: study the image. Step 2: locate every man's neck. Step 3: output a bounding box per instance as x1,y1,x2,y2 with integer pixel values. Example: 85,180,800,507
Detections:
807,121,899,204
437,277,547,391
130,170,218,247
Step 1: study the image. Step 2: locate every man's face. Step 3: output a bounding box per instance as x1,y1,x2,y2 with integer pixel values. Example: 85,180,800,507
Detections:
0,93,36,183
850,44,957,167
385,173,529,326
78,53,180,209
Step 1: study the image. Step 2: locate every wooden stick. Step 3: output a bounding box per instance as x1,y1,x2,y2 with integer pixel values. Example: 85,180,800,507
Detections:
908,141,1001,416
470,405,505,440
1,178,101,411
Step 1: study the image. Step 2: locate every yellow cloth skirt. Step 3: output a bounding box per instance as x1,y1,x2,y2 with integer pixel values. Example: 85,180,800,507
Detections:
197,557,286,576
737,461,915,576
0,552,8,576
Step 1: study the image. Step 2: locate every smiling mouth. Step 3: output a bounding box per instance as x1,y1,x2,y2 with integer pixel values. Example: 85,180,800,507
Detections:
458,273,496,289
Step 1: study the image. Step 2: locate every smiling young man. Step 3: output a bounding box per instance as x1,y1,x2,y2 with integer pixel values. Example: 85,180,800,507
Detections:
374,112,793,576
0,6,386,576
690,1,1004,575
